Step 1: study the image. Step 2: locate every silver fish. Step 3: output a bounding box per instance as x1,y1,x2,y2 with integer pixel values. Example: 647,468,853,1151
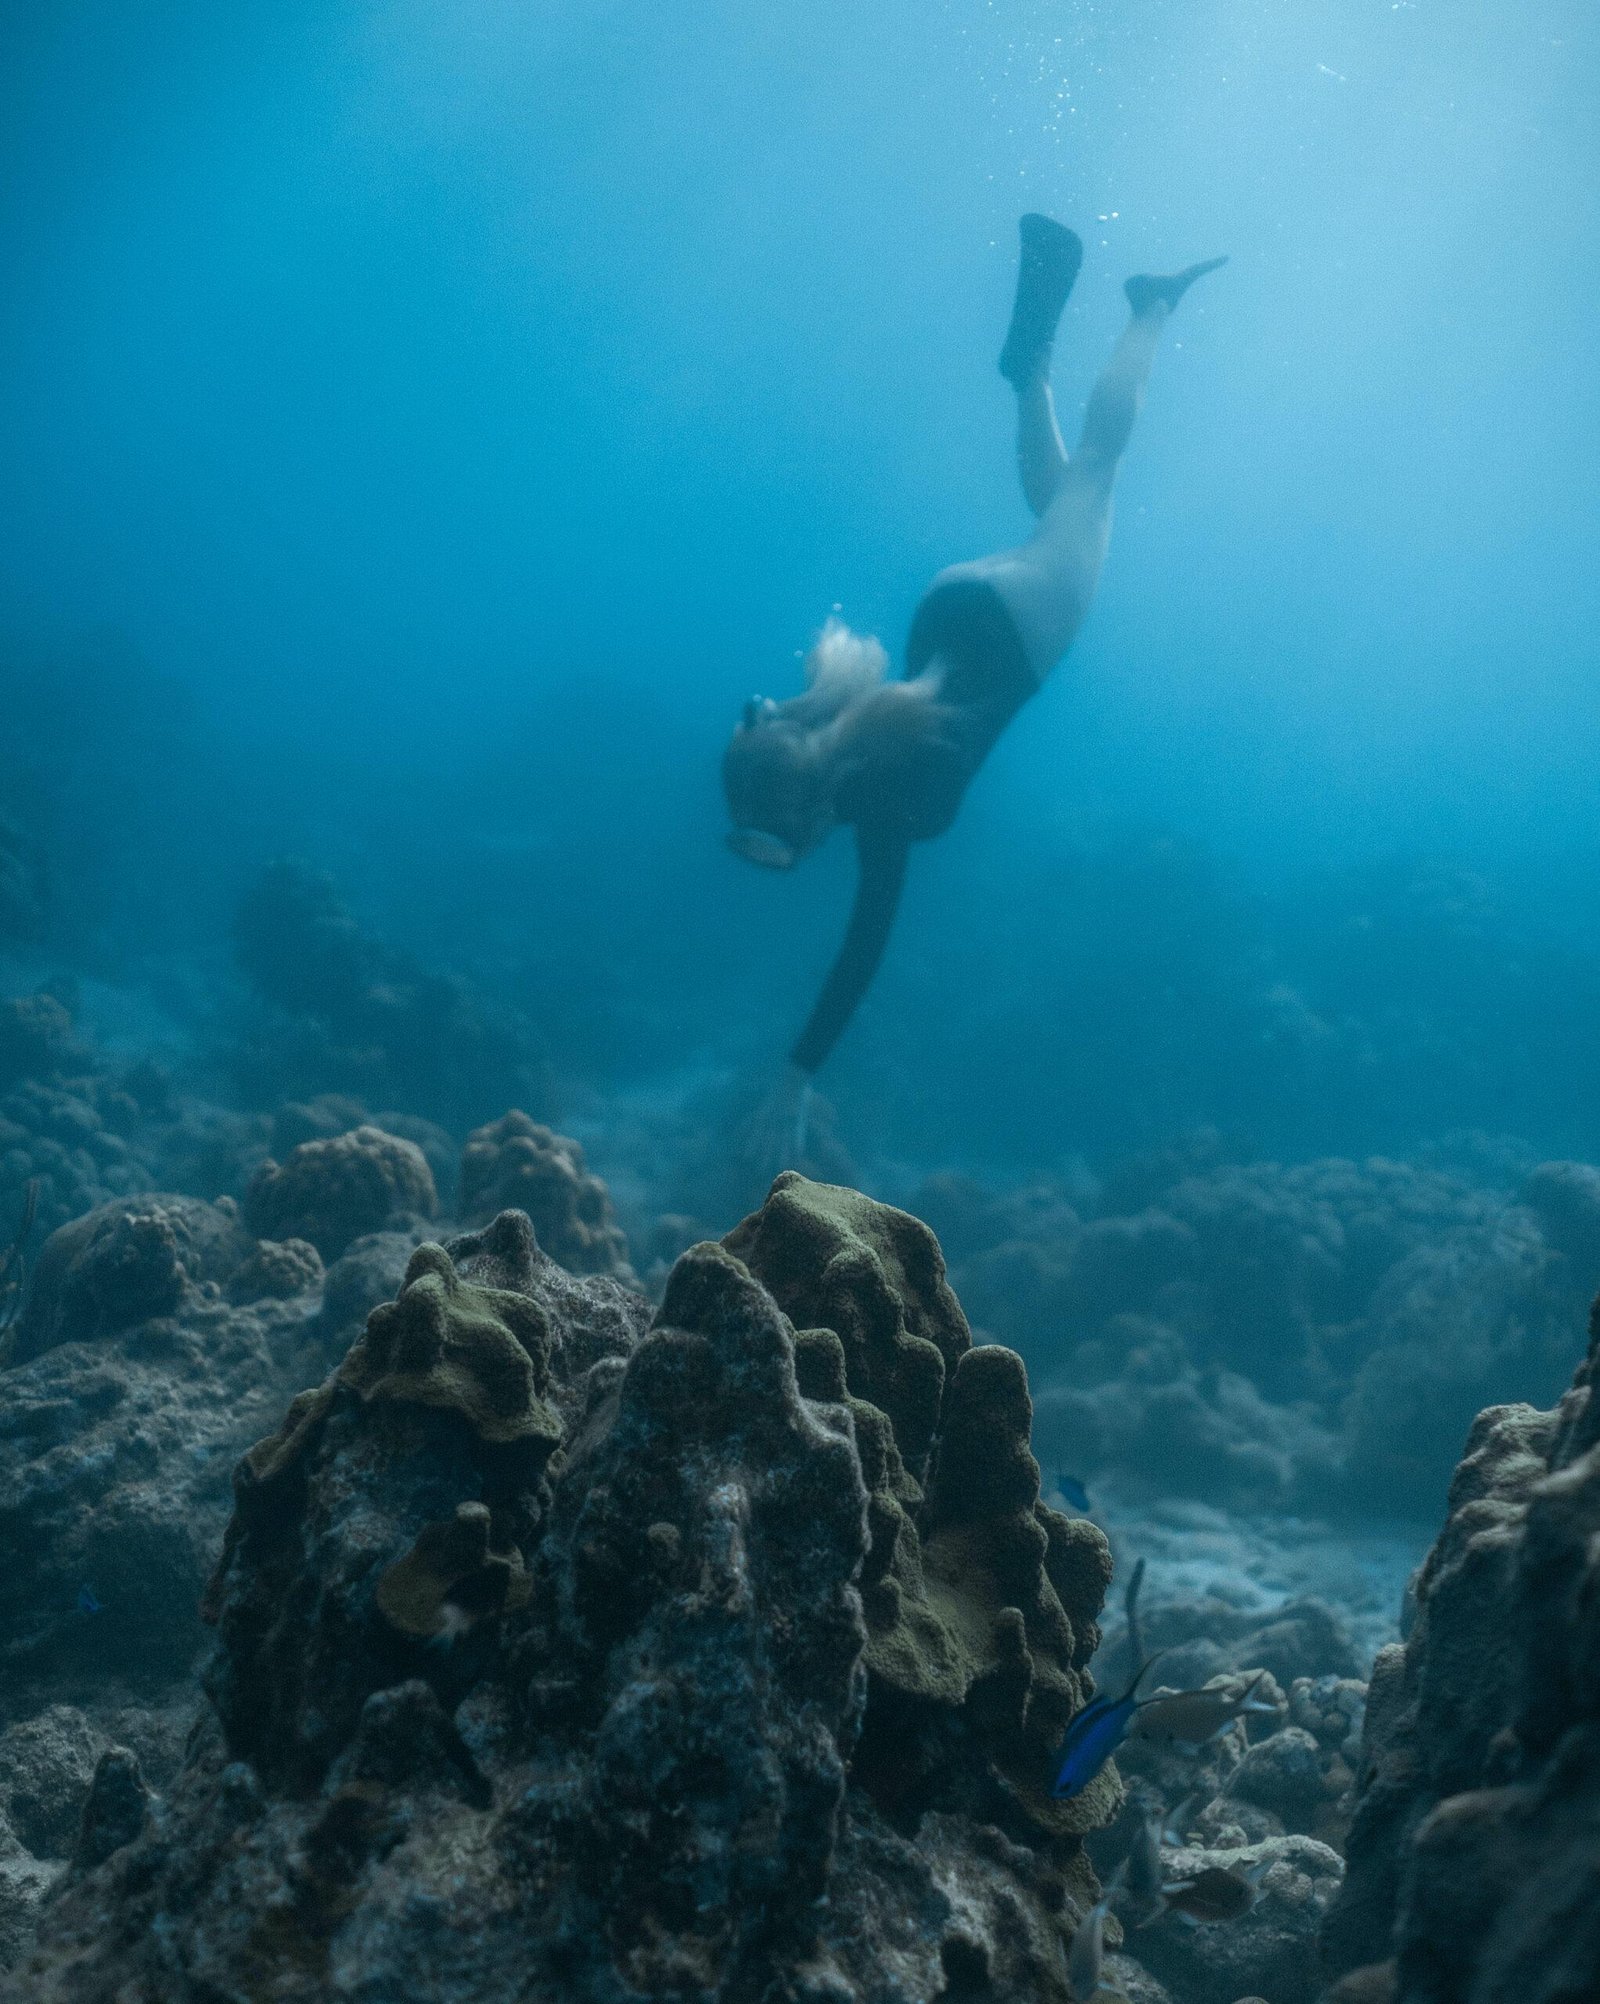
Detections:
1068,1859,1126,2001
1121,1802,1167,1930
1134,1668,1276,1747
1160,1856,1271,1924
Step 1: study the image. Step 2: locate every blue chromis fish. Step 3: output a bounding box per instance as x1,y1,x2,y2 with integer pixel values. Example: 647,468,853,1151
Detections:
1052,1648,1169,1799
77,1586,102,1615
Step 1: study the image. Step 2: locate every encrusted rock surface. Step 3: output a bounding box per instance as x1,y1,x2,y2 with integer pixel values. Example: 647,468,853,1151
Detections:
457,1110,635,1281
925,1151,1590,1517
4,1174,1125,2002
8,1193,253,1365
1134,1835,1344,2004
0,1225,303,1700
1318,1299,1600,2004
32,1147,1572,2004
244,1124,438,1260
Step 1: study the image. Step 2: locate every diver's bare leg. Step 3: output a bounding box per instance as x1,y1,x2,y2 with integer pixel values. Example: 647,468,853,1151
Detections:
1016,370,1069,517
1073,258,1229,478
1017,308,1168,618
1072,308,1167,478
999,215,1082,516
985,256,1227,673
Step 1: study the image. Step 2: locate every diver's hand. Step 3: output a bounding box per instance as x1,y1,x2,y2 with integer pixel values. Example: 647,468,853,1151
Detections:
739,1062,820,1189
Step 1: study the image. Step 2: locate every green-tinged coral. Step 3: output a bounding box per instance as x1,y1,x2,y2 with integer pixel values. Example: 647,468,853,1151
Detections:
341,1240,562,1452
726,1174,1116,1854
219,1235,564,1515
375,1499,531,1640
723,1169,970,1479
457,1111,635,1281
202,1221,579,1785
19,1180,1116,2003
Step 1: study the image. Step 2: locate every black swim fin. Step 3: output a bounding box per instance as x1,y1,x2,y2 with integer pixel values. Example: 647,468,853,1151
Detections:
998,214,1083,387
1124,256,1229,317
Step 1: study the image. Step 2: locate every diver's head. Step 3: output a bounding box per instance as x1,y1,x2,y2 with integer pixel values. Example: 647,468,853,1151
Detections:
723,699,831,869
723,619,889,870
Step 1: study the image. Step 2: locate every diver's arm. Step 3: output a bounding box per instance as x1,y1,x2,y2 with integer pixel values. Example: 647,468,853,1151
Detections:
789,827,910,1076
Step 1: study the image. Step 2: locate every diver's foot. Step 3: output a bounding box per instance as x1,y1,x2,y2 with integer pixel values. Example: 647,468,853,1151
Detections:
1125,256,1228,317
998,214,1084,386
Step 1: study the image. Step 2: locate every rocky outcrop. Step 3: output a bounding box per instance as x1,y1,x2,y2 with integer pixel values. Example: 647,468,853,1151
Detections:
8,1194,252,1365
730,1175,1115,1853
927,1152,1588,1517
6,1176,1120,2003
244,1123,438,1260
1135,1834,1344,2004
0,1221,307,1700
1319,1300,1600,2004
230,861,551,1130
458,1111,634,1281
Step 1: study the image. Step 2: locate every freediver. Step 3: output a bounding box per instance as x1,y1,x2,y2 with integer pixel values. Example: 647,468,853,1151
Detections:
722,216,1225,1127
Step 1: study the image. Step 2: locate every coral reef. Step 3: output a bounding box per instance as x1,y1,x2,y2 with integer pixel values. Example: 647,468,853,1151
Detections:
243,1123,438,1260
315,1227,431,1348
231,862,552,1131
1136,1834,1345,2004
458,1110,635,1280
8,1193,252,1365
5,1175,1127,2002
927,1149,1590,1516
0,1708,106,1864
0,1196,307,1706
226,1234,324,1303
7,1009,1594,2004
0,995,163,1248
1318,1297,1600,2004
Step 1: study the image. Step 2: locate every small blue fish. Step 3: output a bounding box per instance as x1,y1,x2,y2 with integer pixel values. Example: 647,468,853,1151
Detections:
1052,1648,1169,1799
77,1586,102,1615
1051,1472,1092,1513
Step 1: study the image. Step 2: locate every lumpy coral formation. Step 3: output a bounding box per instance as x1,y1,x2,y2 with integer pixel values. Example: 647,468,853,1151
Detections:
5,1175,1121,2002
244,1123,438,1259
458,1109,635,1281
12,1113,1591,2004
1318,1299,1600,2004
8,1193,252,1365
200,1210,601,1790
231,861,551,1130
729,1175,1114,1848
922,1148,1593,1515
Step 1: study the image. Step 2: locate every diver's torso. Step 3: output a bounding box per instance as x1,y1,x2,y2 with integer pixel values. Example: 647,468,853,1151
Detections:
851,575,1038,841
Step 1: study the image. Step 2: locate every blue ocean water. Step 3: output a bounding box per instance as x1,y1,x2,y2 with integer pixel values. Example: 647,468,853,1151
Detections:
2,1,1598,1527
